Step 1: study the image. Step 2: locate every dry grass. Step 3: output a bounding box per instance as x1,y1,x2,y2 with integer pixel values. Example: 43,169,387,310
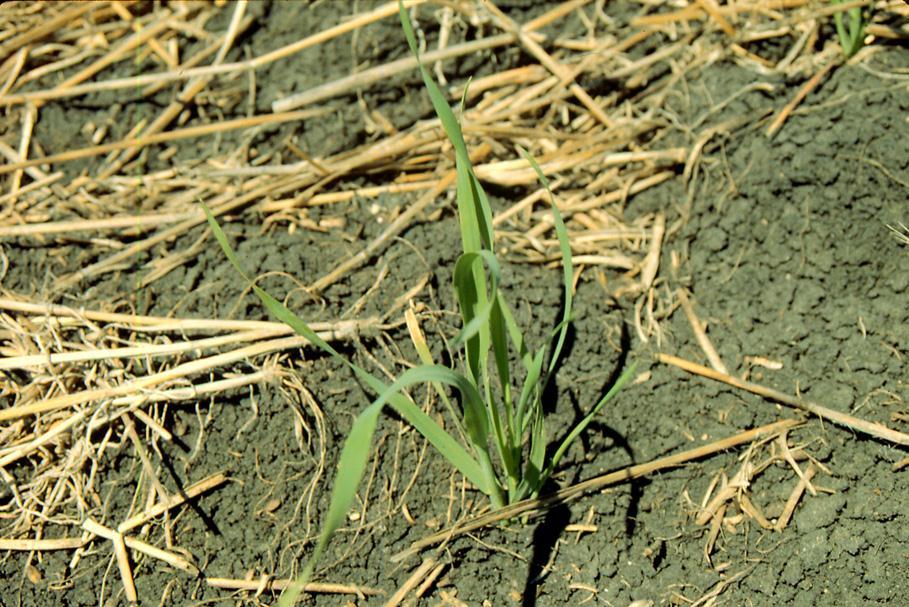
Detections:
1,0,908,603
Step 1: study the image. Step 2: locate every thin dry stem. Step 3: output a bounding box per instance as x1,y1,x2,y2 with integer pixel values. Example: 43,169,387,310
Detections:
659,353,909,446
392,419,801,561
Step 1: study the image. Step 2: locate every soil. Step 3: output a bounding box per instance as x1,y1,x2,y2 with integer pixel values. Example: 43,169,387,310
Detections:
2,1,908,606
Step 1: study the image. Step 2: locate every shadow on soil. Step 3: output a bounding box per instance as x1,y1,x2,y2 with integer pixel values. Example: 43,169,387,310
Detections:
523,320,638,606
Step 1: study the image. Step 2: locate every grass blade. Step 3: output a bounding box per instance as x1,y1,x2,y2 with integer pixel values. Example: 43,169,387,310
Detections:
203,206,490,489
452,250,501,350
279,400,382,606
202,205,498,605
519,148,573,380
398,3,492,253
832,0,866,57
405,308,468,446
541,361,638,485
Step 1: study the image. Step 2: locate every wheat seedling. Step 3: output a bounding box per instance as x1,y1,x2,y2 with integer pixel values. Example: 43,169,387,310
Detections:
204,4,635,603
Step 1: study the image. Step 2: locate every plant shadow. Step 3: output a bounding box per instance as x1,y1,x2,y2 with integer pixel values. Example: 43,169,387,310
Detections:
521,477,569,607
522,314,638,606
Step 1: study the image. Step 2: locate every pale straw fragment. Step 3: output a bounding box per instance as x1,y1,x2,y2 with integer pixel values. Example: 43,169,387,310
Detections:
272,0,587,113
739,493,774,529
0,138,47,181
273,34,520,112
205,576,383,596
0,329,286,371
261,180,436,212
117,471,227,533
51,14,173,99
659,354,909,446
98,0,251,179
676,289,729,375
0,537,85,551
0,297,377,335
111,530,138,603
0,409,89,468
0,110,328,176
85,371,273,436
82,518,197,574
130,409,173,442
766,51,841,138
0,171,63,208
0,333,367,423
9,102,36,203
0,1,430,108
414,560,447,600
774,464,817,531
0,3,96,60
694,0,737,36
481,0,614,128
385,557,438,607
639,213,665,291
0,211,192,238
776,431,817,496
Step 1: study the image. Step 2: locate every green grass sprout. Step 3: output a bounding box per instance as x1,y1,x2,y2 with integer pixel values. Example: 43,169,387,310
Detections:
203,3,635,603
831,0,867,58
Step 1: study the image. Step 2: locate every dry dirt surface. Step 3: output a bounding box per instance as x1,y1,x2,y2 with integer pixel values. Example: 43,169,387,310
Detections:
1,1,908,605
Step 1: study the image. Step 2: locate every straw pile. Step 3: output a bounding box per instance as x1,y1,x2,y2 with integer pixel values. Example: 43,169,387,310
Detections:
1,0,906,601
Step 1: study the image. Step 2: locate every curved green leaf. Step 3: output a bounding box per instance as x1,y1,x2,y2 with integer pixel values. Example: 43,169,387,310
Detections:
540,361,638,488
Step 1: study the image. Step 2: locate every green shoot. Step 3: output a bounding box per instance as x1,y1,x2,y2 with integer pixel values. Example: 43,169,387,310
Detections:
831,0,867,58
203,204,498,606
203,3,636,603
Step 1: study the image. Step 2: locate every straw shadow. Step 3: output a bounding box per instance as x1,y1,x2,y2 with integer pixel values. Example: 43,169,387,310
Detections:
159,452,221,536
